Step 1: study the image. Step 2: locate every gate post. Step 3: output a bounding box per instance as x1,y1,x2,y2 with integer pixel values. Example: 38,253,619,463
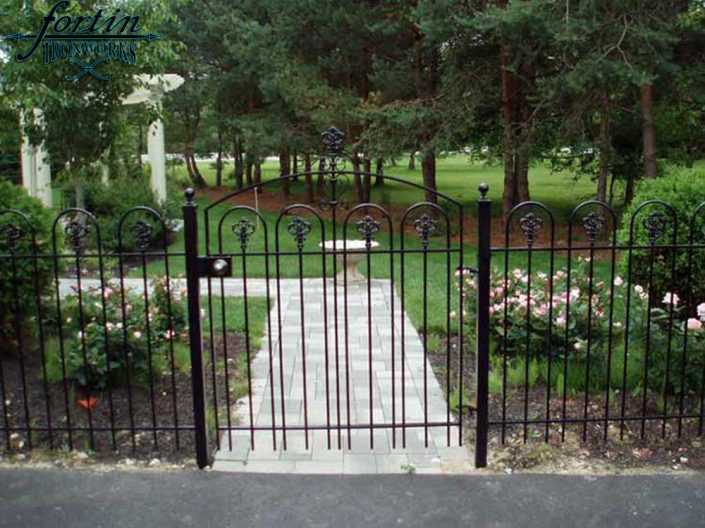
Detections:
183,189,211,468
475,183,491,468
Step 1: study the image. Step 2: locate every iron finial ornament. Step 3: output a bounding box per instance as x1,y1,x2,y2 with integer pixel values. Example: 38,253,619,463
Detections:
131,219,153,251
642,211,666,245
232,218,256,251
414,214,438,248
581,212,605,244
1,222,23,251
322,127,344,158
519,212,543,246
479,183,489,199
356,215,381,248
287,216,312,250
64,220,89,252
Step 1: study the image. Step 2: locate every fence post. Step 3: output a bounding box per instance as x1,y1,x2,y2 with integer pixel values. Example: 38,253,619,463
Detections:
475,183,491,468
183,188,211,469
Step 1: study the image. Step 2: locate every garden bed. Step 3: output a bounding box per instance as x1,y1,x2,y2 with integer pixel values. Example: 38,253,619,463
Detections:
0,330,249,465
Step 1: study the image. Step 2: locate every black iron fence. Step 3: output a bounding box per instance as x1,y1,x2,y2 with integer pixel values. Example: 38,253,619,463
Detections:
0,205,197,456
474,185,705,467
2,159,704,469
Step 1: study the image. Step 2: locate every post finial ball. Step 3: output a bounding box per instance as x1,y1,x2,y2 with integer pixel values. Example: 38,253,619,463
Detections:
479,183,489,199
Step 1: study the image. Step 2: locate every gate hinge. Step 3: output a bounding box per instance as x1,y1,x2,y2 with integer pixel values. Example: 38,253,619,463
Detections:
198,256,233,278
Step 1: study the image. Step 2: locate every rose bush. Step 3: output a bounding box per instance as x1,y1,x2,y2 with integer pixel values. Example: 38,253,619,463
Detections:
459,259,705,399
47,276,188,389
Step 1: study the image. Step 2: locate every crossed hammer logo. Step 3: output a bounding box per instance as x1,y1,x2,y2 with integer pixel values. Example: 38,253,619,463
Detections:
64,56,112,81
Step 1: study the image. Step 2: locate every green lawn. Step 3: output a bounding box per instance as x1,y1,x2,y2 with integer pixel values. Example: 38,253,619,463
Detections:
147,194,469,333
170,154,613,221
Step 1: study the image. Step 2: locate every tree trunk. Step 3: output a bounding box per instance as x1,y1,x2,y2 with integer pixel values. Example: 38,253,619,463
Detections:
245,153,253,187
185,150,207,188
254,160,262,188
516,149,530,203
374,158,384,187
608,170,616,205
362,158,372,203
74,172,84,209
597,94,610,202
279,147,290,197
304,153,314,204
291,151,298,181
408,152,416,170
233,138,243,190
625,172,636,204
500,45,518,216
640,83,658,179
317,157,326,196
215,133,223,187
352,154,364,203
421,149,437,204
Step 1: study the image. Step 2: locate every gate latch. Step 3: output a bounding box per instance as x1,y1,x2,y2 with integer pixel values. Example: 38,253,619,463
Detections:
198,256,233,278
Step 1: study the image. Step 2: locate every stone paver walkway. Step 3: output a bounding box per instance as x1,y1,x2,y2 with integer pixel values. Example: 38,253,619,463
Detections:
59,277,470,473
212,278,470,474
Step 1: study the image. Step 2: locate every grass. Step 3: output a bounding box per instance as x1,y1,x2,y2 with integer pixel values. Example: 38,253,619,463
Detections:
170,154,614,221
44,296,269,385
140,194,466,333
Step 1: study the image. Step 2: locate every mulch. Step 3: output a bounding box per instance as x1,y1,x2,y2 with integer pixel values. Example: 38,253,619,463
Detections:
0,331,247,465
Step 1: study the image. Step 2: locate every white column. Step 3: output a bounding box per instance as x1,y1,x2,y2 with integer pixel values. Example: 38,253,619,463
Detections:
19,109,52,208
20,111,36,198
100,147,110,185
33,109,53,208
147,118,167,203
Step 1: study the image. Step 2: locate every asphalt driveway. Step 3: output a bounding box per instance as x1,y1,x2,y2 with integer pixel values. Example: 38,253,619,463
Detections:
0,468,703,527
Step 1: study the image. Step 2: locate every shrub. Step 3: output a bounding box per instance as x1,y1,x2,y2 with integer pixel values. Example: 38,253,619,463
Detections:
0,181,53,353
46,276,188,389
61,172,180,252
617,168,705,310
460,260,705,398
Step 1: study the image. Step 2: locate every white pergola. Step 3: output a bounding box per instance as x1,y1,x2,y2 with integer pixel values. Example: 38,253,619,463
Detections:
19,74,184,207
20,108,52,207
122,74,184,203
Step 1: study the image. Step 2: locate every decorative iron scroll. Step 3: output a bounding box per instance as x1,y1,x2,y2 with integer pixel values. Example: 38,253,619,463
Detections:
414,213,438,248
232,218,256,251
519,212,543,246
581,212,605,243
321,126,344,158
64,220,89,252
356,215,380,248
1,222,23,251
131,220,153,251
642,212,666,245
287,216,312,250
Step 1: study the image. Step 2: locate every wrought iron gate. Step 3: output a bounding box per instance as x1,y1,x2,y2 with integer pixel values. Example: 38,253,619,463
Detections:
183,128,470,467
